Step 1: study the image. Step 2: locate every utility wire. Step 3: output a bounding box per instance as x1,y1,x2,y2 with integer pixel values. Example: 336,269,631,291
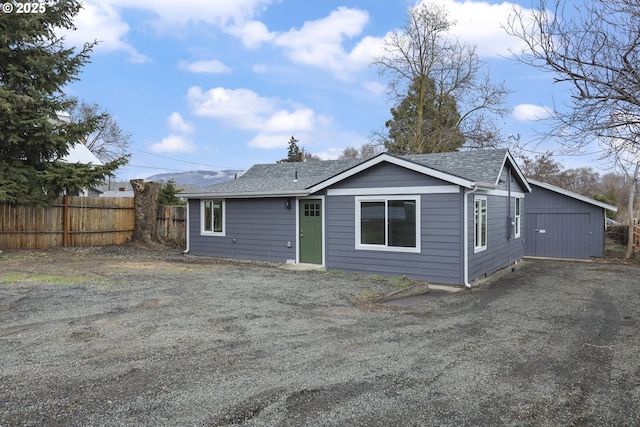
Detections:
129,147,242,169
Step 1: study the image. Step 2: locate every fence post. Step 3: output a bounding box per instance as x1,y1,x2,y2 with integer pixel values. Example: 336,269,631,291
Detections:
63,194,69,247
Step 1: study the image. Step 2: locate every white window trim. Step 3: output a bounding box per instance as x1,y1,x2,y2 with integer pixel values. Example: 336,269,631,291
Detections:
355,195,421,253
201,199,226,236
514,197,522,238
474,195,487,253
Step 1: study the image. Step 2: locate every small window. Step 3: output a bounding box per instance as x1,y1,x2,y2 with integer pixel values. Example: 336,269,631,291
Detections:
356,196,420,253
202,199,225,235
514,197,521,238
304,202,321,217
474,196,487,252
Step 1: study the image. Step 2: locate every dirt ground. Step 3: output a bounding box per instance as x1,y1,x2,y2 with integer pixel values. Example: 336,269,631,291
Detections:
1,246,639,426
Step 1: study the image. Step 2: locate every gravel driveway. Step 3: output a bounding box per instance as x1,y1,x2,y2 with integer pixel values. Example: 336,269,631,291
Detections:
1,246,639,426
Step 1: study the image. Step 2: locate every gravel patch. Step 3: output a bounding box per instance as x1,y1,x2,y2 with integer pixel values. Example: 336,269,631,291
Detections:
1,247,639,426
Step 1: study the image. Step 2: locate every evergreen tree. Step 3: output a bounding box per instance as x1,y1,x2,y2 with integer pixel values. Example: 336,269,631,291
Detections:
384,77,465,155
158,179,185,206
277,136,303,163
0,0,127,206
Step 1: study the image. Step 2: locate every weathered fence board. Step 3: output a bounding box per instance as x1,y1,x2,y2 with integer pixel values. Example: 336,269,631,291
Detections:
157,205,187,247
0,196,135,249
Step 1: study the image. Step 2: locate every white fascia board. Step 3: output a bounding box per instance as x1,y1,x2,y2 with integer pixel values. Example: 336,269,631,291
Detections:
327,185,460,196
529,179,618,212
498,151,532,192
307,153,475,194
179,189,309,199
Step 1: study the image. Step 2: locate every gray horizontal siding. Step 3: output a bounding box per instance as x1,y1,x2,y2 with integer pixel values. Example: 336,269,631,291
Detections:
524,185,605,258
325,193,464,285
468,194,524,282
188,198,296,262
330,161,453,189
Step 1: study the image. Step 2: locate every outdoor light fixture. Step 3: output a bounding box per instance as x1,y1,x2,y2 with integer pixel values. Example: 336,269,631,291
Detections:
286,199,291,209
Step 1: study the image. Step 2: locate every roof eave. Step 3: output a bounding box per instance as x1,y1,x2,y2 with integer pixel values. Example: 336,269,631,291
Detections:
528,179,618,212
180,189,309,199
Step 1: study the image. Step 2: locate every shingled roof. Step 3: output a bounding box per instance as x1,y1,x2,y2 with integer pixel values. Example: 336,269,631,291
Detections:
181,149,528,198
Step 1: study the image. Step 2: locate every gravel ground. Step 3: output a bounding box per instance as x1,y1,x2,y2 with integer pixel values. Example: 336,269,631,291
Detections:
1,245,639,426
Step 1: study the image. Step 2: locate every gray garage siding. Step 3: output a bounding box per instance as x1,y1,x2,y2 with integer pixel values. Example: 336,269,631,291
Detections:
468,194,525,282
325,193,464,285
188,198,297,262
524,185,605,258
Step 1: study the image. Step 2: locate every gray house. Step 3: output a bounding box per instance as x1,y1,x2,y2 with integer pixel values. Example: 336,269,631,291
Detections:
524,179,617,259
181,149,531,287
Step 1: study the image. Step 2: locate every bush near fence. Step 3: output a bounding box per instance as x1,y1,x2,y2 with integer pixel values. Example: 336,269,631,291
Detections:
0,196,186,250
606,223,640,252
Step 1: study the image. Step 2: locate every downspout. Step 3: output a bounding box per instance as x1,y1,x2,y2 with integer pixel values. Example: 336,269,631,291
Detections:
182,199,190,254
463,184,479,288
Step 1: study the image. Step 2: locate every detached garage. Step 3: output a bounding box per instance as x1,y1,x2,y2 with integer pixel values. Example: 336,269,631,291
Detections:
524,179,618,259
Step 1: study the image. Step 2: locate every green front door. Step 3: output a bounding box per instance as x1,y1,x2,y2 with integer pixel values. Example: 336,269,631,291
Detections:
299,199,323,264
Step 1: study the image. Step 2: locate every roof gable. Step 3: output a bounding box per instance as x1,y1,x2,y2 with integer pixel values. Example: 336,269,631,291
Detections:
528,179,618,212
308,153,475,194
62,143,103,166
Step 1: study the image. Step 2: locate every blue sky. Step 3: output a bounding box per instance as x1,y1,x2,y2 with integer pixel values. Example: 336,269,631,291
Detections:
60,0,602,180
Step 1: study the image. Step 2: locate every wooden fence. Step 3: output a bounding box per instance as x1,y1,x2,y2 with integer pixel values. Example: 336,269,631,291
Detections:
0,196,134,249
634,221,640,252
157,205,187,247
0,196,187,250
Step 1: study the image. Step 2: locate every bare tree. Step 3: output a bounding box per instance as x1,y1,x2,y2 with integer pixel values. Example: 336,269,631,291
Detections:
339,143,381,160
506,0,640,257
372,2,511,154
69,98,132,162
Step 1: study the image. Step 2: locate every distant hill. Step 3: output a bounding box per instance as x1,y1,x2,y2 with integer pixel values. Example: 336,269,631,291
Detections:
146,169,244,191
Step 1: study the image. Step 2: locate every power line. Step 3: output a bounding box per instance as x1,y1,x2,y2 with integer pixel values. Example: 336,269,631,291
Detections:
125,164,194,172
129,147,242,169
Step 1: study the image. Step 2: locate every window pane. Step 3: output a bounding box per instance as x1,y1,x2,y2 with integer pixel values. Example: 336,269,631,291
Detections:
388,200,416,247
213,201,223,232
204,201,212,232
361,202,385,245
480,200,487,247
475,198,487,248
515,198,521,236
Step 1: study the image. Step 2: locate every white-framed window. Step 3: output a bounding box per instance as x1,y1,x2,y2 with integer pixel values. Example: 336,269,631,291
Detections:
514,197,521,238
474,196,487,252
201,199,225,235
355,196,420,253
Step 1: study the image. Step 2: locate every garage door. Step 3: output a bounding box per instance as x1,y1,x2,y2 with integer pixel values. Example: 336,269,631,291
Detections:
530,213,590,259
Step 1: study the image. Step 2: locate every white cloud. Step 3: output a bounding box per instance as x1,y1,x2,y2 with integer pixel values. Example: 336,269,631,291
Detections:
149,135,197,153
103,0,275,27
187,86,320,149
247,133,298,149
187,86,276,130
272,7,382,80
419,0,533,58
313,147,343,160
253,64,267,73
59,2,149,63
362,81,386,96
187,86,316,133
512,104,552,121
228,20,275,49
263,109,315,133
61,0,276,62
178,59,231,74
168,112,194,134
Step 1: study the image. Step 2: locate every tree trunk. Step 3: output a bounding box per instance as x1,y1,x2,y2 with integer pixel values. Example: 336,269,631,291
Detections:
625,163,640,260
130,179,162,246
